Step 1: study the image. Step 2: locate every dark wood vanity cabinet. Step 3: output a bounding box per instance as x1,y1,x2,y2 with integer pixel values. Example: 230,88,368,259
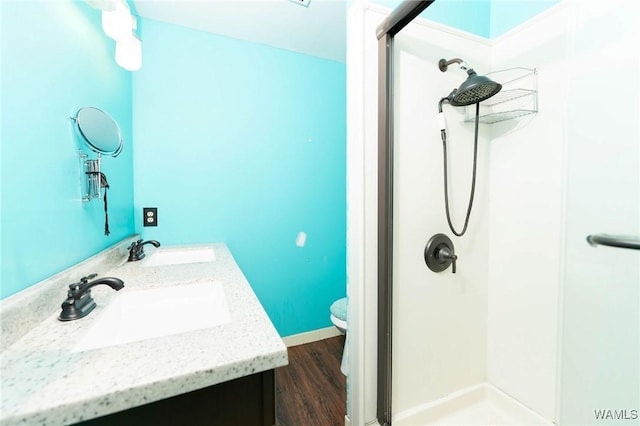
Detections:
78,370,275,426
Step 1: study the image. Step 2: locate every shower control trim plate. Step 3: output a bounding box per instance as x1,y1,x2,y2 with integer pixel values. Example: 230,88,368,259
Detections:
425,233,457,274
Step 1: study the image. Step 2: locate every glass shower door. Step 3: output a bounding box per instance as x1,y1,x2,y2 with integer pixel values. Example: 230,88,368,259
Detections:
558,1,639,424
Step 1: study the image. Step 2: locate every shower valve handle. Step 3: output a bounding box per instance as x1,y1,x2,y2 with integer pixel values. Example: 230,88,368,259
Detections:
436,246,457,274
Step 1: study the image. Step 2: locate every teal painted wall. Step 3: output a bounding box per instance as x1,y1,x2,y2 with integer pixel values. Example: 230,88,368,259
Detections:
132,19,347,337
490,0,560,38
373,0,491,37
372,0,559,39
421,0,491,38
0,1,135,299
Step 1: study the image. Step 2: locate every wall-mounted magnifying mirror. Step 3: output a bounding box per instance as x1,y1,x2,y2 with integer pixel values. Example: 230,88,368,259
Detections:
71,107,124,236
73,107,123,157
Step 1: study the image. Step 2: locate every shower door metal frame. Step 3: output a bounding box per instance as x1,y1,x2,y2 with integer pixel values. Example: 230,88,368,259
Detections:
376,2,435,425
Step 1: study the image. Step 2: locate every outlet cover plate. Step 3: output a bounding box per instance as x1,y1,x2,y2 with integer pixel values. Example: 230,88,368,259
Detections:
143,207,157,227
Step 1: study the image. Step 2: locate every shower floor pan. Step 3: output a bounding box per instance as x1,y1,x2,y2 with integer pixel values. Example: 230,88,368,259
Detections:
393,383,550,425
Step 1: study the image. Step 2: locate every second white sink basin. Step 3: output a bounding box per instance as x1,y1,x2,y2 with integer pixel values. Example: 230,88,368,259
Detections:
142,246,216,267
73,281,230,352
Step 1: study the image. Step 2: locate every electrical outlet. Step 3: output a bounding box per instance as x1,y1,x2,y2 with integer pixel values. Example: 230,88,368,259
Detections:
143,207,157,227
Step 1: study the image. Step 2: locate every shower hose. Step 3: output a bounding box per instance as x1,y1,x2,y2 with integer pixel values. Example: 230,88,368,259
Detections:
438,101,480,237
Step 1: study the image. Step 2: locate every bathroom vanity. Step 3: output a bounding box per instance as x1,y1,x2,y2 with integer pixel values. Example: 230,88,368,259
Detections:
78,370,276,425
0,239,288,425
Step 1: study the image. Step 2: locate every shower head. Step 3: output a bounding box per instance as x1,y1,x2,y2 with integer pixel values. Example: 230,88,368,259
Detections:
448,69,502,106
439,58,502,106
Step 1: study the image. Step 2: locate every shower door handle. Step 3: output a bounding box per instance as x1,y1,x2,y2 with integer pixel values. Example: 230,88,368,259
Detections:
586,233,640,250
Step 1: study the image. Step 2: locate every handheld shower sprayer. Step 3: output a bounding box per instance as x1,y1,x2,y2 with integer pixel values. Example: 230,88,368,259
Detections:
437,58,502,237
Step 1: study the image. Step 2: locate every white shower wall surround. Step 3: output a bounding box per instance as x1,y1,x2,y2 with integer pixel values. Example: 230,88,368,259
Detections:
346,1,639,425
391,19,492,418
486,2,571,420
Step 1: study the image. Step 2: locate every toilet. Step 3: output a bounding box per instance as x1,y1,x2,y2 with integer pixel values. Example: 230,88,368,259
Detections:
330,297,347,334
330,297,348,375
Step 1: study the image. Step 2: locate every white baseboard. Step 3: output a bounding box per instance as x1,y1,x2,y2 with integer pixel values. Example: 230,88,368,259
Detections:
282,326,343,347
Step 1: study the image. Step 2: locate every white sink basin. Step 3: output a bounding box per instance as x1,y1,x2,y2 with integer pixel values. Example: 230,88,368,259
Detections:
142,246,216,267
73,281,230,352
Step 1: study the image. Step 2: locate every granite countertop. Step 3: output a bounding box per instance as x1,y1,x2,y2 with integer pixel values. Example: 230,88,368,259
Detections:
0,243,288,425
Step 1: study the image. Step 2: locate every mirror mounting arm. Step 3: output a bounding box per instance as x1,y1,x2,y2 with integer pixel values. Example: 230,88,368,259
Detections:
80,151,102,202
72,107,122,236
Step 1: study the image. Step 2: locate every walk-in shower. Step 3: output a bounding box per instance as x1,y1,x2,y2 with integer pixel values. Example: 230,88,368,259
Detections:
369,0,640,425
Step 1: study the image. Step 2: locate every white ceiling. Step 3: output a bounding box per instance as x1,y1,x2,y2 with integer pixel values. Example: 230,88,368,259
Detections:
131,0,347,62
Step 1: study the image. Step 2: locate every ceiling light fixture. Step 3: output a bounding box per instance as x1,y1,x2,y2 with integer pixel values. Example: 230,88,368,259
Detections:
89,0,142,71
115,33,142,71
102,0,132,41
85,0,116,12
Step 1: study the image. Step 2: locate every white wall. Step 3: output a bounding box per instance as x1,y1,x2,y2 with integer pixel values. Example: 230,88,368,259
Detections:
487,3,570,421
346,3,381,424
391,22,492,417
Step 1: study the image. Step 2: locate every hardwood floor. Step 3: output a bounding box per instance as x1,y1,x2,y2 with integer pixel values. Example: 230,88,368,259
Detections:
275,335,347,426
